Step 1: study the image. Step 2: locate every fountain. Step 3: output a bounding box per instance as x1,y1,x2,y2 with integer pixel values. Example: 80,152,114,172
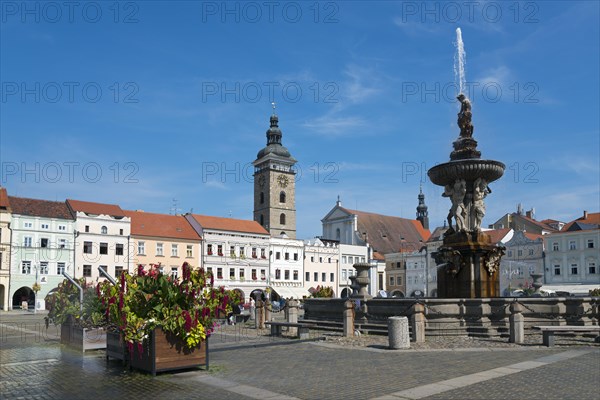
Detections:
428,28,506,298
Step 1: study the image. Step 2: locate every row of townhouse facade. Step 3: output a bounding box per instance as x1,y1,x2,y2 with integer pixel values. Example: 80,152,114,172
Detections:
0,189,372,310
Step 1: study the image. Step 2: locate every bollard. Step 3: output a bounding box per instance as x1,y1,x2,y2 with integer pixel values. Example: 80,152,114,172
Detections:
411,303,426,343
343,300,355,337
509,302,524,344
388,316,410,349
256,300,265,329
265,300,272,323
288,299,299,336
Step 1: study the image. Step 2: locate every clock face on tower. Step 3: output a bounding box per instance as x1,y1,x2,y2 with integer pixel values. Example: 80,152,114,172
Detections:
277,175,289,188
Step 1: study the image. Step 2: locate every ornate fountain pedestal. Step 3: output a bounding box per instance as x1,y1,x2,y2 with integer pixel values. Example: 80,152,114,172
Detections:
428,94,505,299
435,231,503,298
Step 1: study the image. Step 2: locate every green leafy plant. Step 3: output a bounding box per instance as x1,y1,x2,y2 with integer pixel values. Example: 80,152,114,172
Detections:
311,285,334,298
589,288,600,297
46,277,105,328
97,263,229,353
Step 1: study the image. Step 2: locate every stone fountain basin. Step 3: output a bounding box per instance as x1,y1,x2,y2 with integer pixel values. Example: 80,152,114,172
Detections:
428,159,505,186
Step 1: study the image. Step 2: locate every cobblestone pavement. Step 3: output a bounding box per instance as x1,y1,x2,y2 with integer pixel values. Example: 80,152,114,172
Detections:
1,312,598,400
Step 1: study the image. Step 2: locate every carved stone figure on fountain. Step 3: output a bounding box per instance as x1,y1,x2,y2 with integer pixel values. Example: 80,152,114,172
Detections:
457,94,473,138
472,177,490,231
443,179,467,233
450,94,481,160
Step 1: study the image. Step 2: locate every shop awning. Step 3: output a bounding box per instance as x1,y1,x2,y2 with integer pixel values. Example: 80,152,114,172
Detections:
271,286,309,299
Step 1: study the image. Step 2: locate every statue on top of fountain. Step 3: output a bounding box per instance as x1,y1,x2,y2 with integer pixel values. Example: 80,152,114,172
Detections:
457,94,473,138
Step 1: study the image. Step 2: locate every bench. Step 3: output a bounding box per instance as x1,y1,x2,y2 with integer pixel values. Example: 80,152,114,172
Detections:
532,325,600,347
265,321,315,340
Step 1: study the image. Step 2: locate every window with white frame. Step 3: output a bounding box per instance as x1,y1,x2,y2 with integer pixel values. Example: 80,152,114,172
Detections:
588,262,596,274
587,239,595,249
24,222,32,228
229,268,235,279
83,241,92,254
115,244,124,256
40,238,49,248
41,223,49,230
59,238,66,249
171,244,178,257
342,256,347,264
58,225,66,231
285,270,290,280
294,270,298,280
101,226,108,234
83,265,92,277
21,261,31,274
217,268,223,279
275,269,281,279
239,247,245,258
341,269,347,281
569,241,576,250
114,266,124,277
570,264,578,275
100,243,108,255
314,272,318,281
552,242,559,251
23,237,32,247
138,241,145,255
330,272,334,282
321,272,326,281
156,243,163,256
554,264,561,275
40,262,48,274
306,271,310,281
239,269,245,280
171,267,178,280
390,276,395,286
57,262,65,275
186,245,193,257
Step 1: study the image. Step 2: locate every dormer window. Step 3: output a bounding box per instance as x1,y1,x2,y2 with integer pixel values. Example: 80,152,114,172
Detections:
101,226,108,234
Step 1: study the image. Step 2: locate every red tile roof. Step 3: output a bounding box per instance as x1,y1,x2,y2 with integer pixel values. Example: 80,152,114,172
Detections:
562,212,600,231
67,199,125,217
189,214,269,235
341,207,430,254
8,196,73,220
523,232,544,241
372,251,385,261
486,228,511,244
519,214,556,232
124,210,201,241
0,188,10,210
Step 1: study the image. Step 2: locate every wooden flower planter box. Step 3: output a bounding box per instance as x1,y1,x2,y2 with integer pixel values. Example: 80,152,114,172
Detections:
129,327,209,375
61,322,106,352
106,330,127,364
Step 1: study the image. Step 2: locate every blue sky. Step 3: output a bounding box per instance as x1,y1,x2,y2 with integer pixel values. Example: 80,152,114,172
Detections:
1,1,598,239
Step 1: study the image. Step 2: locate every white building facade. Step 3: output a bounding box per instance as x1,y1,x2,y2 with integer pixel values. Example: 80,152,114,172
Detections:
9,197,75,310
185,214,271,302
269,235,305,300
303,238,339,296
66,200,132,282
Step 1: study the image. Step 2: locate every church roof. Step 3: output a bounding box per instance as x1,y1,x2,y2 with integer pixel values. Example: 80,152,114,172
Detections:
340,207,431,254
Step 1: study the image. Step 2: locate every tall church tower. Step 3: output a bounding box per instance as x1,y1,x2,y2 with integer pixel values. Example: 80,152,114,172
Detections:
253,108,297,238
416,185,429,230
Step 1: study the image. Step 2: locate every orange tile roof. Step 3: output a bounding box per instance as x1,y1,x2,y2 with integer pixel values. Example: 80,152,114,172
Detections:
0,188,10,210
124,210,201,241
523,232,544,241
372,251,385,261
486,228,511,244
67,199,125,217
8,196,73,220
341,207,431,254
189,214,269,235
562,212,600,231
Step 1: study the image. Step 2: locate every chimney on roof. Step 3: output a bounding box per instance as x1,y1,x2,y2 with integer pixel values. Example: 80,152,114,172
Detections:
136,210,144,212
583,210,588,219
517,203,523,215
336,195,341,207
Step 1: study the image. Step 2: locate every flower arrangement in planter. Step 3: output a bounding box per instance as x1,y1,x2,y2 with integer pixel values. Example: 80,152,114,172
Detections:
97,262,229,374
46,277,107,352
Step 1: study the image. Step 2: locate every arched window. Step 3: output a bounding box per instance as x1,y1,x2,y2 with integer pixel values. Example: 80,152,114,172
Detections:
336,228,341,240
279,191,286,203
259,214,264,226
260,192,264,204
101,226,108,234
280,213,286,225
